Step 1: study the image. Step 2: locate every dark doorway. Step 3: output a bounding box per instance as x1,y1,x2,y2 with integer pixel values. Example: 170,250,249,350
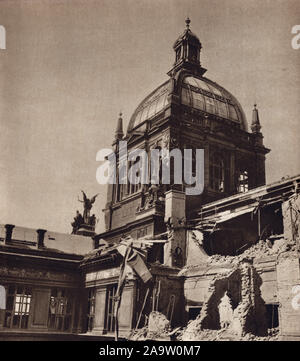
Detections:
266,304,279,328
188,306,202,321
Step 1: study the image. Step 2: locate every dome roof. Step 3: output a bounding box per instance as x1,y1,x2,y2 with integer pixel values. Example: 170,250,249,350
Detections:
127,75,248,133
127,80,170,133
173,28,201,49
181,76,248,130
173,17,201,49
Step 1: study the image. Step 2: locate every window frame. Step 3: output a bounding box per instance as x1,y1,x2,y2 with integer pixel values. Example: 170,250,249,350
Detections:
209,153,225,192
47,288,73,332
4,285,32,329
86,288,96,332
104,284,117,333
236,169,249,193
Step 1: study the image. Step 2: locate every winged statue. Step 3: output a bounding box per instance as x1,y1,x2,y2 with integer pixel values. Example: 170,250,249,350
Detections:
78,190,99,224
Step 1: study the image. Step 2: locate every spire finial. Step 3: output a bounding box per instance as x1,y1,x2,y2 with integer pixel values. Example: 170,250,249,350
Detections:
115,111,124,141
251,103,261,133
185,17,191,29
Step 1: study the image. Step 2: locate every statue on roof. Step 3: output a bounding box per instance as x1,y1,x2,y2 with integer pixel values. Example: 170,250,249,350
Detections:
71,210,84,234
78,191,99,224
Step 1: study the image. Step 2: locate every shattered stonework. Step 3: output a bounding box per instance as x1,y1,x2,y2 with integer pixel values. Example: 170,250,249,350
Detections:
231,260,267,337
180,259,267,340
282,193,300,245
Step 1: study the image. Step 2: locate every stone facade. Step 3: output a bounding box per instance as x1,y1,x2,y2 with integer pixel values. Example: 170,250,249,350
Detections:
1,20,299,341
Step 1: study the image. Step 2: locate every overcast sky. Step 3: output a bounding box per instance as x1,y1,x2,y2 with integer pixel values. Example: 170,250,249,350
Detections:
0,0,299,234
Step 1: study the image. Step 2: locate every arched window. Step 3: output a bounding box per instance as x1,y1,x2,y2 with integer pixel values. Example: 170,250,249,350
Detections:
0,285,6,309
210,154,225,192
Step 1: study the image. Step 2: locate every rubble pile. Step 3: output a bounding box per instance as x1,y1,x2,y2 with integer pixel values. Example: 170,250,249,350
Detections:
128,327,148,341
179,259,268,341
207,237,293,264
128,311,171,341
177,327,279,341
147,311,171,339
181,235,297,277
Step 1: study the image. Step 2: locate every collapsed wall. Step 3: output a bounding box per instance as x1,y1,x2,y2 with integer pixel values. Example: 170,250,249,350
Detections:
181,259,267,340
197,267,240,330
180,191,300,341
230,260,267,337
127,190,300,341
276,193,300,340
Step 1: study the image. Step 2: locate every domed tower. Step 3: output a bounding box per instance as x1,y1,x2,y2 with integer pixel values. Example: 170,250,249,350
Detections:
100,19,270,262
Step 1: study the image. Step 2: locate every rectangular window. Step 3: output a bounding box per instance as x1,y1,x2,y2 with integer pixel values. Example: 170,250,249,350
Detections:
126,160,142,196
4,285,32,329
48,288,73,332
104,284,117,333
237,170,249,193
210,155,225,192
86,288,96,332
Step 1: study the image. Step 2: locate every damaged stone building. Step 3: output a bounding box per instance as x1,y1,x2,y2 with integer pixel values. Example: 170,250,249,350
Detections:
0,19,299,341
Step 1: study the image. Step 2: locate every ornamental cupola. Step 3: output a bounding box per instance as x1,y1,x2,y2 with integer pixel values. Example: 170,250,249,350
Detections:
168,17,207,77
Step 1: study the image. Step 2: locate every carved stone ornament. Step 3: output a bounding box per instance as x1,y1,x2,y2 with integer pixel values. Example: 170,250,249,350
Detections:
0,266,74,282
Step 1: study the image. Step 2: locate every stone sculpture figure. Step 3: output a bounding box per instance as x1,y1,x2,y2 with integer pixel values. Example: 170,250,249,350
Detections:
78,190,99,224
71,210,84,234
89,214,96,227
218,291,234,329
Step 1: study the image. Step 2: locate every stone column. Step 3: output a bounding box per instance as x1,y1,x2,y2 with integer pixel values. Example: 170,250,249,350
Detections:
164,189,186,267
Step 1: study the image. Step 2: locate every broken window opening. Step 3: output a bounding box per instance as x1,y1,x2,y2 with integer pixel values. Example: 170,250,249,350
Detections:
265,304,279,329
188,306,202,321
147,243,164,264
